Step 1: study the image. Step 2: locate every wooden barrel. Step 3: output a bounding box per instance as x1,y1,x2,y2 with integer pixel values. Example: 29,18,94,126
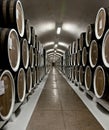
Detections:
35,35,38,48
16,68,26,102
0,70,15,121
29,45,35,68
24,19,31,44
31,27,35,48
32,67,36,88
85,65,92,91
0,0,25,37
86,24,95,47
94,65,109,99
73,53,77,66
0,28,20,72
79,66,84,86
36,67,40,84
82,47,88,67
77,50,82,66
75,66,79,83
21,39,29,69
95,7,109,40
72,41,76,54
102,29,109,68
72,66,75,82
34,48,38,67
79,32,86,50
75,39,79,53
26,67,32,93
89,40,98,68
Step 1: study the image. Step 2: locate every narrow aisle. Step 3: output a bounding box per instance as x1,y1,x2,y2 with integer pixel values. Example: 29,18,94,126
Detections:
27,68,103,130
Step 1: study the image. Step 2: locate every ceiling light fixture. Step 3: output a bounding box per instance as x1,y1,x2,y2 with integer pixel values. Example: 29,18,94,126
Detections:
56,27,61,34
54,43,58,48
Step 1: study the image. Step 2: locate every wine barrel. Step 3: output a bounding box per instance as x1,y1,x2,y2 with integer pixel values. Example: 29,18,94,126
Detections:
75,66,79,83
0,0,25,37
34,48,38,67
95,7,109,40
32,67,36,88
79,66,84,86
0,70,15,121
82,47,88,67
85,65,92,91
94,65,109,99
29,45,35,68
79,32,86,50
36,67,40,84
75,39,79,53
15,68,26,102
73,53,77,66
72,41,76,54
35,35,38,48
0,28,20,72
31,27,35,48
102,29,109,68
26,67,32,93
72,66,75,82
77,50,82,66
24,19,31,44
89,40,98,68
86,24,95,47
21,39,29,69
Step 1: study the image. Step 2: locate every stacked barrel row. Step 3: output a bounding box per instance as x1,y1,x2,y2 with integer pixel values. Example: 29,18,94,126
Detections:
62,7,109,102
0,0,45,122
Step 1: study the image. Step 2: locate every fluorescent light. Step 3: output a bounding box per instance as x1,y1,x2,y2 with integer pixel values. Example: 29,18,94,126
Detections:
58,42,69,48
54,43,58,48
54,50,57,53
57,27,61,34
43,42,54,48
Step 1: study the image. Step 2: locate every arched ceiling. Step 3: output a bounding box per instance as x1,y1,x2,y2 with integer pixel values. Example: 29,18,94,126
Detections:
21,0,109,60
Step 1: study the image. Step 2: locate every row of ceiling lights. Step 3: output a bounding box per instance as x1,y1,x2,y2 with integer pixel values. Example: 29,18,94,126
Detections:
53,25,62,55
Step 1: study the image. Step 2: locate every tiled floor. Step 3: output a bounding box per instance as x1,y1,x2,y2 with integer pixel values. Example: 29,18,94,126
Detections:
26,68,103,130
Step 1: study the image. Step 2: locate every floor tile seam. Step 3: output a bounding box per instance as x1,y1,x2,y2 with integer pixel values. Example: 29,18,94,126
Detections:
56,73,68,130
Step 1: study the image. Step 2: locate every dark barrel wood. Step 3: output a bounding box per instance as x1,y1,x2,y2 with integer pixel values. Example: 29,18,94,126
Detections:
89,40,98,68
0,0,25,37
36,67,40,84
86,24,95,47
26,67,32,93
31,27,35,48
24,19,31,44
75,66,79,83
72,41,76,54
21,39,29,69
85,65,92,91
35,35,38,49
0,70,15,121
34,48,38,67
79,32,86,50
82,47,88,67
94,65,109,99
0,28,20,72
102,29,109,68
32,67,36,88
72,66,75,82
77,50,82,66
75,39,79,53
79,65,84,86
29,45,35,68
15,68,26,103
95,7,109,40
